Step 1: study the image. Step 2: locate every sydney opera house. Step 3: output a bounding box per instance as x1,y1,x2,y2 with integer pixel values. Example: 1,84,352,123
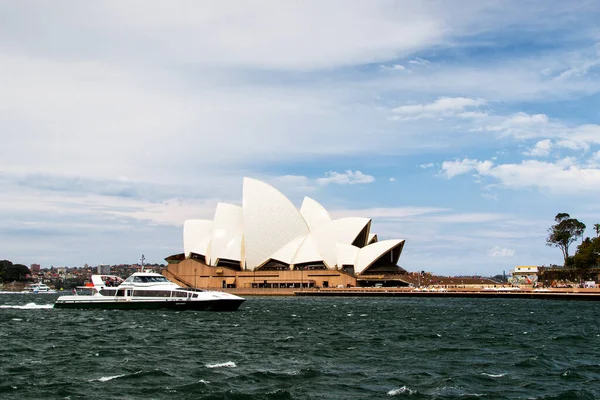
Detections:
164,178,408,289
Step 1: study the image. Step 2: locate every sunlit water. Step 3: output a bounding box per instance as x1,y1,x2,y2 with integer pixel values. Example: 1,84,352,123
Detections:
1,294,599,399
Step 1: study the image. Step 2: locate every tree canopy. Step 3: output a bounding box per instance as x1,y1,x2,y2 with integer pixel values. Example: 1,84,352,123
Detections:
571,236,600,269
546,213,586,266
0,260,31,282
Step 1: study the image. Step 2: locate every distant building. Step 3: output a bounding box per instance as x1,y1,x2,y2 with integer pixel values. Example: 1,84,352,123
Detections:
510,265,539,286
30,264,41,273
97,265,111,275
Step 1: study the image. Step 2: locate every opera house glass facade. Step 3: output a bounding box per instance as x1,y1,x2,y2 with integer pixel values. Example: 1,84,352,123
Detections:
165,178,407,289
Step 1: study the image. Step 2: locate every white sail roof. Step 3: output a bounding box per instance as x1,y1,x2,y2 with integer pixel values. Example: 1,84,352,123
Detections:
311,217,371,268
180,178,406,275
242,177,310,270
183,219,213,258
300,197,332,231
355,240,405,275
209,203,243,266
269,234,306,265
336,243,359,267
368,233,378,244
291,234,324,266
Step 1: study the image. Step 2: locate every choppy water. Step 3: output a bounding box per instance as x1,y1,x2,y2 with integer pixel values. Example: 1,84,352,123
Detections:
1,294,599,399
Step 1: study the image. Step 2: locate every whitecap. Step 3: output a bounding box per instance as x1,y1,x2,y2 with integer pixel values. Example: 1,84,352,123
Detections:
482,372,505,378
1,303,53,309
198,379,210,384
388,386,415,396
360,314,368,317
12,318,23,321
347,313,353,317
91,374,126,382
206,361,236,369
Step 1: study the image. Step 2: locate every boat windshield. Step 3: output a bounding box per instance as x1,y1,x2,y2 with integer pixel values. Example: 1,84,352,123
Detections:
131,276,170,283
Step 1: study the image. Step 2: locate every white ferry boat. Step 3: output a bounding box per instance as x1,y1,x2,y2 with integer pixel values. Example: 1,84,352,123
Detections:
54,271,245,311
23,282,56,294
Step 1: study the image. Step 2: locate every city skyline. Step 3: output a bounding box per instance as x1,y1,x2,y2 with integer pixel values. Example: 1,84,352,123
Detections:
1,1,599,275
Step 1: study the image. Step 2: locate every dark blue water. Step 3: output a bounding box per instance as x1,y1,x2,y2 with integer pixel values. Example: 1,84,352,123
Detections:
1,294,599,399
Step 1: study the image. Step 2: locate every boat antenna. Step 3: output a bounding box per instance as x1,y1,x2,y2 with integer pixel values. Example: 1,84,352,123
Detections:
140,254,145,273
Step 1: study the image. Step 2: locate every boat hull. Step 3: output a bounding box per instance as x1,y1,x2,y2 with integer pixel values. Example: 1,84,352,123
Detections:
54,298,245,311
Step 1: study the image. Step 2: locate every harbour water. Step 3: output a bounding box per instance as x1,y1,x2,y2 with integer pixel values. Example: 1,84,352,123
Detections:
1,294,599,399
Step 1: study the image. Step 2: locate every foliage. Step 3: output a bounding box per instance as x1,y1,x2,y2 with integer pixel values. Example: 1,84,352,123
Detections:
595,223,600,238
546,213,586,266
0,260,31,281
571,236,600,269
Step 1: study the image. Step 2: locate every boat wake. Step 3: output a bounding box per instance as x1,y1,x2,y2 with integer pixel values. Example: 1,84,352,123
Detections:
0,303,54,309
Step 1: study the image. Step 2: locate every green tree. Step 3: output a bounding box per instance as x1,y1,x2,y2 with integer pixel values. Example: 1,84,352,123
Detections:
546,213,586,266
572,237,600,269
3,263,31,281
0,259,14,282
594,223,600,238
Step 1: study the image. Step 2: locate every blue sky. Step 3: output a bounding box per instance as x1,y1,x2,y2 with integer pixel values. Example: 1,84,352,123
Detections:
1,1,600,275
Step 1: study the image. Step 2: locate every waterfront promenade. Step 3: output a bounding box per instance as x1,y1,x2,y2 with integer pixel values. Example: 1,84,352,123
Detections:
220,286,600,300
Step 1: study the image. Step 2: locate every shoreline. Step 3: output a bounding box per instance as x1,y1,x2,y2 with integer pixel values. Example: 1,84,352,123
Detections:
219,287,600,300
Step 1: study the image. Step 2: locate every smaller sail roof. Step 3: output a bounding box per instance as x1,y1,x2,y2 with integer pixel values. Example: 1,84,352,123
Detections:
355,239,405,275
183,220,213,258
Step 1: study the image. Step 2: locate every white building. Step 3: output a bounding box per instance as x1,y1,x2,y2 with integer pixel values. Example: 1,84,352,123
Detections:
181,177,405,276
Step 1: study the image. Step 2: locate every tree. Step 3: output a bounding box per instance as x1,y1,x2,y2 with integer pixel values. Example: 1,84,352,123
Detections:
2,263,31,281
572,237,600,269
594,223,600,238
546,213,586,266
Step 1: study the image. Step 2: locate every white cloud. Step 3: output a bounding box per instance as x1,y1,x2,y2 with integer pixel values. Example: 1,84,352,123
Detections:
440,159,493,178
489,246,515,257
485,112,549,133
408,57,430,65
523,139,553,157
389,177,396,182
441,157,600,193
392,97,486,120
332,206,448,219
420,163,435,169
317,170,375,186
555,52,600,80
556,139,588,151
381,64,407,71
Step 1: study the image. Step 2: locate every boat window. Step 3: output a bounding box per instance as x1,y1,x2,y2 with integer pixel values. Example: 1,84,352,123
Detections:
99,289,118,296
132,290,170,297
173,291,189,298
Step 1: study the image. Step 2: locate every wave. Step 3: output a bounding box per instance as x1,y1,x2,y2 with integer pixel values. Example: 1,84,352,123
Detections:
388,386,416,396
0,303,53,309
481,372,506,378
91,374,127,382
206,361,236,369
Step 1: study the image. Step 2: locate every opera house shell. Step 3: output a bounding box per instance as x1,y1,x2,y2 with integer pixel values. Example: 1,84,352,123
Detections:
165,178,406,289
